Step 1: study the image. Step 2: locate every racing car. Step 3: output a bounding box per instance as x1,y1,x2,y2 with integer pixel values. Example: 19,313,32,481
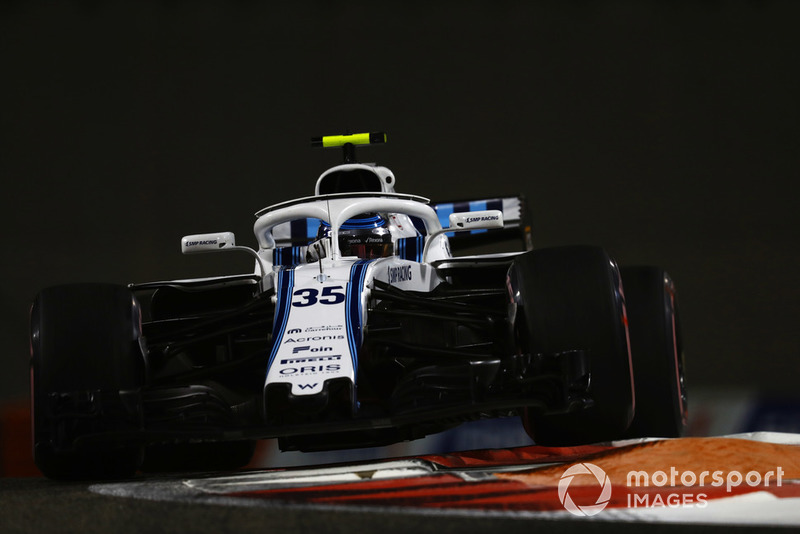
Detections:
30,132,687,479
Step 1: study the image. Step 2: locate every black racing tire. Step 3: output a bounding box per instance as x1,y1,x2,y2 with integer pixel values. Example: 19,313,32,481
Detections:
513,246,634,445
140,440,257,473
31,284,145,480
621,266,688,438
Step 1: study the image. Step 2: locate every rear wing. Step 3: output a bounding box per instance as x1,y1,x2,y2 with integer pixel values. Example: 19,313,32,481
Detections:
425,195,533,253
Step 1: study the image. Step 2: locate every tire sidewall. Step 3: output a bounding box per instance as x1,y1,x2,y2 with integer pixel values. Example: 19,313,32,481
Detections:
512,246,634,445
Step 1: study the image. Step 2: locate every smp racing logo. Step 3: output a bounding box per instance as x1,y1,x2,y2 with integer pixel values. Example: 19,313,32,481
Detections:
465,215,499,223
387,265,412,284
185,240,218,247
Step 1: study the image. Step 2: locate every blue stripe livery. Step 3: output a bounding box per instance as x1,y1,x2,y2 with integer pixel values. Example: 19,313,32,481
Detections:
344,260,374,372
267,268,295,370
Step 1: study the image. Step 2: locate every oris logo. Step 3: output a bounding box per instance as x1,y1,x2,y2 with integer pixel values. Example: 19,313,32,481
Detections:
279,364,341,375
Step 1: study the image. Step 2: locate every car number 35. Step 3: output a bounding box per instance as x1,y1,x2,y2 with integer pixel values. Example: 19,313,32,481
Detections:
292,286,346,307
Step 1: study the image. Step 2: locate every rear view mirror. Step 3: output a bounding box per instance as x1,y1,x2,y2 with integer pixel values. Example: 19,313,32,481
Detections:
448,210,504,230
181,232,237,254
423,210,504,262
180,232,268,277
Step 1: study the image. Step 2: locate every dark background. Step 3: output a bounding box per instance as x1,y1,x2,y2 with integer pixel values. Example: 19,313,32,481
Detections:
1,1,797,404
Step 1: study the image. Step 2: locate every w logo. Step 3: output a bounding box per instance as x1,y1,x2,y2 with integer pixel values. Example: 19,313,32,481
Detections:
558,463,612,516
297,383,318,390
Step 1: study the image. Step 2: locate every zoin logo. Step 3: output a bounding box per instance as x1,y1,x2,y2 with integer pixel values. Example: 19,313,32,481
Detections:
558,463,612,517
292,345,333,354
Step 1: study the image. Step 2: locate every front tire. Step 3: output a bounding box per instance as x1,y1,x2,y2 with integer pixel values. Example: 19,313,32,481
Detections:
511,246,634,445
31,284,145,479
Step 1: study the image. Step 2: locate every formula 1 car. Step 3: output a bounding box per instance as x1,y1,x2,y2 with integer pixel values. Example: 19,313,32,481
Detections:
30,132,687,479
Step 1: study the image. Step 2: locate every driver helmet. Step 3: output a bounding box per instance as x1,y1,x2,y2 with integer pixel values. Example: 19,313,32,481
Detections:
319,214,393,259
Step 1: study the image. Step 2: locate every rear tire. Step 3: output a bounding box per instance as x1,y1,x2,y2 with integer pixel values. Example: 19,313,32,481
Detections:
622,266,687,438
512,246,634,445
31,284,145,480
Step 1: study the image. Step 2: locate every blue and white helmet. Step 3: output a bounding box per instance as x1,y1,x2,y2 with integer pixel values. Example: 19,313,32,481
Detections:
319,214,393,259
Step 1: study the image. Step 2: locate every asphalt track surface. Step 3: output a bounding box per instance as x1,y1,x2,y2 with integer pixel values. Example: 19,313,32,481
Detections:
0,476,794,534
4,434,800,533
